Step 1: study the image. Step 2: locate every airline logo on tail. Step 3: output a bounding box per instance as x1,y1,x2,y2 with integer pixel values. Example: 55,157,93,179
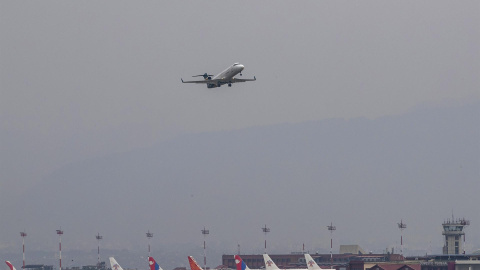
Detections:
109,257,124,270
5,261,16,270
188,256,203,270
149,257,164,270
304,254,334,270
263,254,279,270
234,255,250,270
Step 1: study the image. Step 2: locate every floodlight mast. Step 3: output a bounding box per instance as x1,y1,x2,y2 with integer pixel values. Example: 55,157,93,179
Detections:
146,230,153,258
20,231,27,269
56,229,64,270
397,220,407,256
96,233,103,269
202,227,209,270
327,223,336,265
262,225,270,254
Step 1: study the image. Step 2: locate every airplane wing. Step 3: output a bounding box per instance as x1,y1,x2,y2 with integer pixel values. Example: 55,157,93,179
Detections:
230,76,256,83
181,79,212,84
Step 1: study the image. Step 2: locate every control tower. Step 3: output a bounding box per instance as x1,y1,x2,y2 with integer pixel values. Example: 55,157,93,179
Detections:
442,217,469,254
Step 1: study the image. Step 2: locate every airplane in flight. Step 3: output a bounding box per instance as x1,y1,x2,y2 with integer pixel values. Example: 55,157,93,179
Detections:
304,254,335,270
263,254,307,270
5,261,17,270
181,63,256,88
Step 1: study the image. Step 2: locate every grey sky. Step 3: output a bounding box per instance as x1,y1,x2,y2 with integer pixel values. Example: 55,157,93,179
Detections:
1,1,479,269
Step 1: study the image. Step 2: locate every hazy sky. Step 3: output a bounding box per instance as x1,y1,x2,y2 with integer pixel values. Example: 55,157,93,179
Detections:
1,1,479,269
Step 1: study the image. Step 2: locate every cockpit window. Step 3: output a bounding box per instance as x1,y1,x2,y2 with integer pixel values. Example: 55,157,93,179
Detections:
233,63,240,66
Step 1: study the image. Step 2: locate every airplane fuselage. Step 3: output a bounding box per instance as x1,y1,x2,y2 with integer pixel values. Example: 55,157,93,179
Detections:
208,63,244,88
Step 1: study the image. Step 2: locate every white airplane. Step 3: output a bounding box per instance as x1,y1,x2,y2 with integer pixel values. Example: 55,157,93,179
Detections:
181,63,256,88
263,254,307,270
304,254,335,270
109,257,125,270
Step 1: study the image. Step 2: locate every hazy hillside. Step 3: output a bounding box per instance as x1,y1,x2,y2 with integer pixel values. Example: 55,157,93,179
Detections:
3,102,479,270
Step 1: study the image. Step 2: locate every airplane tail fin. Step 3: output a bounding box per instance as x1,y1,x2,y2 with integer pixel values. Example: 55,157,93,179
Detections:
149,257,164,270
263,254,280,270
5,261,17,270
305,254,322,270
109,257,124,270
188,256,203,270
234,255,251,270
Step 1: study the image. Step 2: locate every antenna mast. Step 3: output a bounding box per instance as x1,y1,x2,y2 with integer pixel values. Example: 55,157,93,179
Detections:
96,233,103,269
262,225,270,254
327,222,336,265
20,231,27,269
397,220,407,256
56,229,64,270
202,227,209,270
146,230,153,258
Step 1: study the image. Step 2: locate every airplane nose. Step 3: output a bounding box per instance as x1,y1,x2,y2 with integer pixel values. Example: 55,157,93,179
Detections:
239,64,244,70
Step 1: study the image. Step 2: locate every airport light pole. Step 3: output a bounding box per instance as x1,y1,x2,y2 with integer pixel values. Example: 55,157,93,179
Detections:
397,220,406,256
202,227,209,270
327,222,336,265
146,230,153,258
262,225,270,254
20,231,27,269
96,233,102,269
57,229,64,270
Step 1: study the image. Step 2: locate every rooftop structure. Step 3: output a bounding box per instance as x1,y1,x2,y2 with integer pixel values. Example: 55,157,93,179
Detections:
442,217,469,255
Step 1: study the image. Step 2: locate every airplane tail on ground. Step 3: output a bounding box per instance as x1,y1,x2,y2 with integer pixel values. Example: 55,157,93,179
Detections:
304,254,334,270
5,261,16,270
109,257,124,270
188,256,203,270
148,257,164,270
263,254,280,270
304,254,321,270
234,255,251,270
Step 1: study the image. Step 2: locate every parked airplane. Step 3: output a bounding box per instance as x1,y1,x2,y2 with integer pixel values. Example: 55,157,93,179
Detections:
235,255,251,270
148,256,164,270
109,257,124,270
5,261,17,270
235,255,262,270
263,254,307,270
304,254,335,270
188,256,203,270
181,63,256,88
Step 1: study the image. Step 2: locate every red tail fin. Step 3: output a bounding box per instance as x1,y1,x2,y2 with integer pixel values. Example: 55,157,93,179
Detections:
5,261,16,270
188,256,203,270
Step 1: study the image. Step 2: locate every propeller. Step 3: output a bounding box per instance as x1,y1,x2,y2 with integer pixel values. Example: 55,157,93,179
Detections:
192,73,214,80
